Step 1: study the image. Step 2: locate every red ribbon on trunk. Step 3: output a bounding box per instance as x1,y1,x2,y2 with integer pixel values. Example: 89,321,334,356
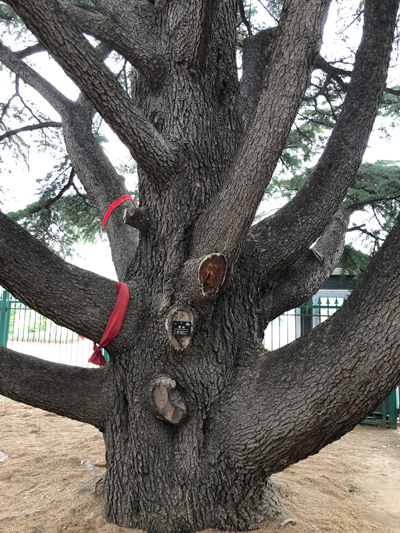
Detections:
103,195,135,227
88,281,130,366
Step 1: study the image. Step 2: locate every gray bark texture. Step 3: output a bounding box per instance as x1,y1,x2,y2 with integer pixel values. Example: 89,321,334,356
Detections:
1,0,400,531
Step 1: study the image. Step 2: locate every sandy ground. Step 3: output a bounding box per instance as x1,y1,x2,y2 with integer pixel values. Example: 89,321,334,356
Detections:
0,395,399,533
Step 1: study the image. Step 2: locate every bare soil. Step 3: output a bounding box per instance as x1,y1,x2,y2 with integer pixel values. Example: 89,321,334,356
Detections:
0,395,399,533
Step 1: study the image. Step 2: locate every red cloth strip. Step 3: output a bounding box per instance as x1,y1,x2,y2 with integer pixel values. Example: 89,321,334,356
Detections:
103,195,135,227
88,281,130,366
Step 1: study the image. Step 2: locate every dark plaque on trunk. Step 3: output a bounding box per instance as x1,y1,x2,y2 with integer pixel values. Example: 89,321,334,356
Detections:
172,321,191,336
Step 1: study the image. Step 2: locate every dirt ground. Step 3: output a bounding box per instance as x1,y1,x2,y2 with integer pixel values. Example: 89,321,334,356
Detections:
0,396,399,533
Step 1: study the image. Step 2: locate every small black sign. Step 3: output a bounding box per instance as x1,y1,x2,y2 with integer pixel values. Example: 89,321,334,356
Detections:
172,321,191,337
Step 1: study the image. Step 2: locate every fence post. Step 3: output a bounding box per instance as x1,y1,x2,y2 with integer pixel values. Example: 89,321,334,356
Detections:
388,389,398,430
0,290,11,347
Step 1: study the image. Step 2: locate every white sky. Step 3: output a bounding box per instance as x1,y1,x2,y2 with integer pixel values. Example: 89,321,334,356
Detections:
1,1,399,279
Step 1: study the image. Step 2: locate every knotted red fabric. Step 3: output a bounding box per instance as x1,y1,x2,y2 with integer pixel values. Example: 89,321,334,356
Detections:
103,195,135,227
88,281,130,366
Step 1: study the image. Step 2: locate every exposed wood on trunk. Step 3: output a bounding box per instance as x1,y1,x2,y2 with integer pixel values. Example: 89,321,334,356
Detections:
198,253,227,296
197,0,213,69
151,376,187,425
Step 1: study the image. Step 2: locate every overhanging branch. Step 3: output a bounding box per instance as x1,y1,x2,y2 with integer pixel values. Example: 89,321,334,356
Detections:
15,42,46,58
0,121,62,142
8,0,178,179
0,41,72,115
0,210,119,344
315,55,400,97
0,345,111,428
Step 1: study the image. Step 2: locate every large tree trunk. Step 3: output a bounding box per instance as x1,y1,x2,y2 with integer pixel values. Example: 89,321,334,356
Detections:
1,0,400,531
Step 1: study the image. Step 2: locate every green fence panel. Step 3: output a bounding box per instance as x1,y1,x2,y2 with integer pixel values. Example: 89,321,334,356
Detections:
0,290,11,347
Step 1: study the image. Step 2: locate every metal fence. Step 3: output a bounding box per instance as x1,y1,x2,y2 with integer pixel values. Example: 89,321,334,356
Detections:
264,297,344,351
0,289,96,368
265,297,399,429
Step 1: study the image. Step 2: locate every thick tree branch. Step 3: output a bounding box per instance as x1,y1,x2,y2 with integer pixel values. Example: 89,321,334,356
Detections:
0,120,62,141
15,42,46,58
240,27,277,125
61,97,139,280
0,42,138,276
59,1,166,84
165,0,214,69
253,0,400,280
185,0,331,296
0,41,72,115
8,0,178,179
219,213,400,477
0,210,119,344
0,346,110,429
268,207,350,321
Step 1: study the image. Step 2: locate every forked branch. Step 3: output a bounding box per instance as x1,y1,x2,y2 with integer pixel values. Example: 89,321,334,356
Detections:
61,96,139,280
218,213,400,476
253,0,400,281
59,1,166,84
0,43,138,277
186,0,331,293
8,0,178,179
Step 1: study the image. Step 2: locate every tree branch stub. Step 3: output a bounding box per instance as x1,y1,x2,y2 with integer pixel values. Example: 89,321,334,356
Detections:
123,206,150,232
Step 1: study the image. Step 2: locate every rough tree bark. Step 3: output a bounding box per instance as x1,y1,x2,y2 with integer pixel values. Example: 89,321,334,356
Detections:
1,0,400,532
